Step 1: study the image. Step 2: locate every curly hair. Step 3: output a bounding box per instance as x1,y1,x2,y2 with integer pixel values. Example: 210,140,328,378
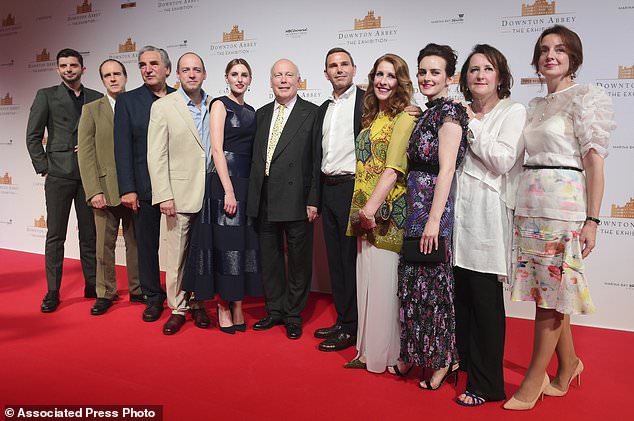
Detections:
459,44,513,101
361,53,413,128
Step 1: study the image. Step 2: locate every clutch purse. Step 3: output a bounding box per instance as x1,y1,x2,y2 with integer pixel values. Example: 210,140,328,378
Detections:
349,203,391,236
401,236,449,263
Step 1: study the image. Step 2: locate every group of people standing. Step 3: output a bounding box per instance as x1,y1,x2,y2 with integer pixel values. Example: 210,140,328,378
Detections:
25,24,614,410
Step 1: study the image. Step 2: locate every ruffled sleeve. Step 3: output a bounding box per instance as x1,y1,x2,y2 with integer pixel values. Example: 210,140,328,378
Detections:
440,99,469,128
572,84,616,158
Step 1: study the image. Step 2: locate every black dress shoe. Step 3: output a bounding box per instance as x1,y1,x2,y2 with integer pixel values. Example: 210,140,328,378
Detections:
90,298,113,316
163,314,186,335
84,287,97,299
252,316,282,331
40,291,60,313
286,323,302,340
318,332,356,352
314,323,342,339
191,308,210,329
129,293,146,303
142,302,164,322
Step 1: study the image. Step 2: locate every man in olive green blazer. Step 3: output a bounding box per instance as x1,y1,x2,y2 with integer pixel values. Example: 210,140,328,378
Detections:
78,59,142,316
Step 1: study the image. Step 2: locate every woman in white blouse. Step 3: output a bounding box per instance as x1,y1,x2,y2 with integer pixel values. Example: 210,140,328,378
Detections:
504,25,615,410
453,44,526,407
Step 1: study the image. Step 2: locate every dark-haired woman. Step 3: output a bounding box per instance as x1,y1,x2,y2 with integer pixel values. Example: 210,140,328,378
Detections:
453,44,526,406
396,43,469,390
344,53,416,373
504,25,615,410
183,59,262,334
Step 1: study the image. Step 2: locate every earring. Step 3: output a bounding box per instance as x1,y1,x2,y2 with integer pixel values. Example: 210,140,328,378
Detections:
225,84,229,93
570,72,576,80
247,86,251,92
497,84,501,91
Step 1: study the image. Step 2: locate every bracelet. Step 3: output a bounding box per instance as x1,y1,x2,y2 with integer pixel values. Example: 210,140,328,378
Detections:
585,216,600,224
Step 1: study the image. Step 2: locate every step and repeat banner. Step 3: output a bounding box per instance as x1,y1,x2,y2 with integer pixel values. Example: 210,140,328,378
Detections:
0,0,632,330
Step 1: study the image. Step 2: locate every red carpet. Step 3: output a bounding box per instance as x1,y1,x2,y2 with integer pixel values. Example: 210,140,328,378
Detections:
1,248,633,420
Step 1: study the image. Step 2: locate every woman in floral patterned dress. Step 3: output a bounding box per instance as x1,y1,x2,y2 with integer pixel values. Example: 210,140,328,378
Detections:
504,25,615,410
396,44,469,390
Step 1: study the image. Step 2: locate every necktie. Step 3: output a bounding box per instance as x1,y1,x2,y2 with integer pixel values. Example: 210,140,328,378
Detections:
265,104,285,176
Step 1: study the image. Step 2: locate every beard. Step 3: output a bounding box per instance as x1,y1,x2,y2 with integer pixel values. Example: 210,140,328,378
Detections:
61,72,82,85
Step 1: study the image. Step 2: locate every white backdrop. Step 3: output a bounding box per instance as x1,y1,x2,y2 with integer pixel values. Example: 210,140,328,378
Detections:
1,0,632,331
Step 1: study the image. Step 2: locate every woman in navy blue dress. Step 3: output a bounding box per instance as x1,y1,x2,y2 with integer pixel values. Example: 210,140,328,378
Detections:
184,59,262,333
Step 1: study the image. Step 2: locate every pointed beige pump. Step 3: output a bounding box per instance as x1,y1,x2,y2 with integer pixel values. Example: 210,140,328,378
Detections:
544,359,584,397
503,373,550,411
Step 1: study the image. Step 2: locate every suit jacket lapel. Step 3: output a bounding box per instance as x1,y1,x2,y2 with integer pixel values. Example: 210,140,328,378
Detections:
272,97,309,161
99,96,113,130
259,102,274,162
173,93,203,148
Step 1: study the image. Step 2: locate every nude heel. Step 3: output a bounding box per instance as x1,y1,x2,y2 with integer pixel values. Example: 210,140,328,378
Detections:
503,373,550,411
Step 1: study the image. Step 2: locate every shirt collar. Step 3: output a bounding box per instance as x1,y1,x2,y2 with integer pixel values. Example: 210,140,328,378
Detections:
328,84,356,102
178,86,208,107
106,94,116,109
274,94,297,111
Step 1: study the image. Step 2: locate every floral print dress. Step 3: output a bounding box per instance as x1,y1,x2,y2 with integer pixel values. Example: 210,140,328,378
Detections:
398,97,468,369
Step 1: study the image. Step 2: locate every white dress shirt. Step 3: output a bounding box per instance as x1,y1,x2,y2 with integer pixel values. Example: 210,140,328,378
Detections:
267,95,298,141
107,94,116,111
321,84,357,175
453,99,526,277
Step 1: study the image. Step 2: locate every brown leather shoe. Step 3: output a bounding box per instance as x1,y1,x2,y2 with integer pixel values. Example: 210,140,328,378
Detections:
191,308,210,329
163,314,186,335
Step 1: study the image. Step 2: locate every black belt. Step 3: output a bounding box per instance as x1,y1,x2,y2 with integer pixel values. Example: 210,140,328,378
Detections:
523,165,582,172
408,161,439,175
322,173,355,186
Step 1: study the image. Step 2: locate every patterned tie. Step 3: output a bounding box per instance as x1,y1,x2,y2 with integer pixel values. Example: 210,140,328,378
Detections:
265,104,285,176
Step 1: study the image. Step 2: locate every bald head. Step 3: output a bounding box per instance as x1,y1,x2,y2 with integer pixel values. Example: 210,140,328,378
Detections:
270,58,300,105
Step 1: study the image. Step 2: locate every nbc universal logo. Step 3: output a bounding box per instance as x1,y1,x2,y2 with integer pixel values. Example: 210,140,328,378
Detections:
0,92,19,116
595,65,634,99
0,12,21,36
157,0,200,13
68,0,102,26
500,0,576,34
337,10,398,47
28,48,57,73
109,37,139,65
210,25,256,57
0,171,18,195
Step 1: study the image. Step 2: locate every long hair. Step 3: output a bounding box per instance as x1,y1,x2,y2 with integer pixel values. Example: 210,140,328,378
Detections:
361,53,413,128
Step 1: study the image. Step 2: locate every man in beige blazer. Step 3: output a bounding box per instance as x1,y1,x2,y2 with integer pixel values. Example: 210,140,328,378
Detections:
78,59,142,315
147,52,211,335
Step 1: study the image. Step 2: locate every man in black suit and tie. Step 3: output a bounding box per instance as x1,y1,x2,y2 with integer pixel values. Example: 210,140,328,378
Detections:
313,48,364,351
248,59,320,340
26,48,103,312
114,46,175,323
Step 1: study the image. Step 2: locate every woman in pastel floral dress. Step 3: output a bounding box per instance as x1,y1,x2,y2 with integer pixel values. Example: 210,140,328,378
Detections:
504,25,616,410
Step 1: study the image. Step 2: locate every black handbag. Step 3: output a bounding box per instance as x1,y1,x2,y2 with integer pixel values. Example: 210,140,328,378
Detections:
401,236,449,263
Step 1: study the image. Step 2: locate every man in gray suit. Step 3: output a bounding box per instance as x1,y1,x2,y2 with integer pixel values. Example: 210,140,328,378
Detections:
26,48,103,312
248,59,320,340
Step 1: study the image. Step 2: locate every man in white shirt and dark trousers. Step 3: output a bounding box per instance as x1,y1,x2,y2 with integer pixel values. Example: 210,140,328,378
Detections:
313,48,364,351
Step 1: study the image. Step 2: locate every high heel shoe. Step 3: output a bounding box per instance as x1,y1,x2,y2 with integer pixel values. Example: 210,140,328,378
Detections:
217,305,235,335
544,359,583,397
419,362,459,390
388,361,414,377
229,301,246,332
503,373,550,410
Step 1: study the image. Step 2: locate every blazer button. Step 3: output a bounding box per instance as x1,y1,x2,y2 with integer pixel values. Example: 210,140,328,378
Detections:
288,181,293,185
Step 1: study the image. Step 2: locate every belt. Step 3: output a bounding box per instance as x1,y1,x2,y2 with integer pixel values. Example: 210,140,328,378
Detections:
408,161,439,175
523,165,583,172
322,173,355,185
